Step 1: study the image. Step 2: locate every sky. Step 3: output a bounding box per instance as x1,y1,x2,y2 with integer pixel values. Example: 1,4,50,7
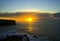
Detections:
0,0,60,13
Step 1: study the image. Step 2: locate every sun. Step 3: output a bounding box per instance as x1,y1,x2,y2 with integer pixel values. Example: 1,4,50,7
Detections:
24,17,33,22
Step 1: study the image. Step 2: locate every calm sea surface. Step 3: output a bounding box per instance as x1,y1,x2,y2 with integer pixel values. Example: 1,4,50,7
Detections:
0,19,60,41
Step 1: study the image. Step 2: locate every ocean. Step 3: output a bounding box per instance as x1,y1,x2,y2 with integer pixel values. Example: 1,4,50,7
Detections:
0,19,60,41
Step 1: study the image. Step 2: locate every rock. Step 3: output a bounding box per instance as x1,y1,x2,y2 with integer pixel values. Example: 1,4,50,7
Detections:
0,19,16,26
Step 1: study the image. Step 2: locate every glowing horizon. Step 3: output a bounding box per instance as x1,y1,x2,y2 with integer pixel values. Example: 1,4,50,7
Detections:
14,9,45,12
10,9,56,14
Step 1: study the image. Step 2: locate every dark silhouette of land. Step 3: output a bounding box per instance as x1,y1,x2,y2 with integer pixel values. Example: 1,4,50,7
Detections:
0,19,16,26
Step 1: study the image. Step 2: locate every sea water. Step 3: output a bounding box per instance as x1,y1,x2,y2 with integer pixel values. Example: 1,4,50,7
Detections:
0,19,60,41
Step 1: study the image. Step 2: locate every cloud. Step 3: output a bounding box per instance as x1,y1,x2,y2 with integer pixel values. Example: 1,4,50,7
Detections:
13,9,56,14
14,9,47,13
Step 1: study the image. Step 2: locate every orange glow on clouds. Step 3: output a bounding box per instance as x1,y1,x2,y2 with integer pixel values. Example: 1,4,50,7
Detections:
14,9,56,14
24,17,33,22
14,9,45,13
15,14,37,23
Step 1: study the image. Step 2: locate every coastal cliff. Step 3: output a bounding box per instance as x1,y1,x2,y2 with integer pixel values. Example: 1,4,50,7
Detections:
0,19,16,26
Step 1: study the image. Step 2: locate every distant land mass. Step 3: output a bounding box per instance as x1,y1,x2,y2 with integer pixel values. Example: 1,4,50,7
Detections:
53,13,60,17
0,19,16,26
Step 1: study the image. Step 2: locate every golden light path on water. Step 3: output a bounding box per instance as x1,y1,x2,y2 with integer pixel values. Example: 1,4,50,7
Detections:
17,16,34,33
23,17,34,33
27,24,33,33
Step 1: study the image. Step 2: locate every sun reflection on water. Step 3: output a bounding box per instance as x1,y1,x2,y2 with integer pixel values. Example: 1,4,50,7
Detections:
26,22,34,33
27,25,33,32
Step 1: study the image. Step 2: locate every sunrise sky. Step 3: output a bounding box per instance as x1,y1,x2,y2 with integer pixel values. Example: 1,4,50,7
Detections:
0,0,60,13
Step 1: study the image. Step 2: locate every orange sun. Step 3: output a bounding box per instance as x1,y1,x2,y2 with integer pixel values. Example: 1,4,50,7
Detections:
24,17,33,22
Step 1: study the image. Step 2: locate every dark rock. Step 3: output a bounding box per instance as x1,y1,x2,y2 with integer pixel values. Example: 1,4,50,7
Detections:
0,35,23,41
33,35,38,38
0,19,16,26
23,35,30,41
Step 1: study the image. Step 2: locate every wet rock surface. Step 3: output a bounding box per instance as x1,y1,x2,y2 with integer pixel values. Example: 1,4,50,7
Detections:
0,30,49,41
